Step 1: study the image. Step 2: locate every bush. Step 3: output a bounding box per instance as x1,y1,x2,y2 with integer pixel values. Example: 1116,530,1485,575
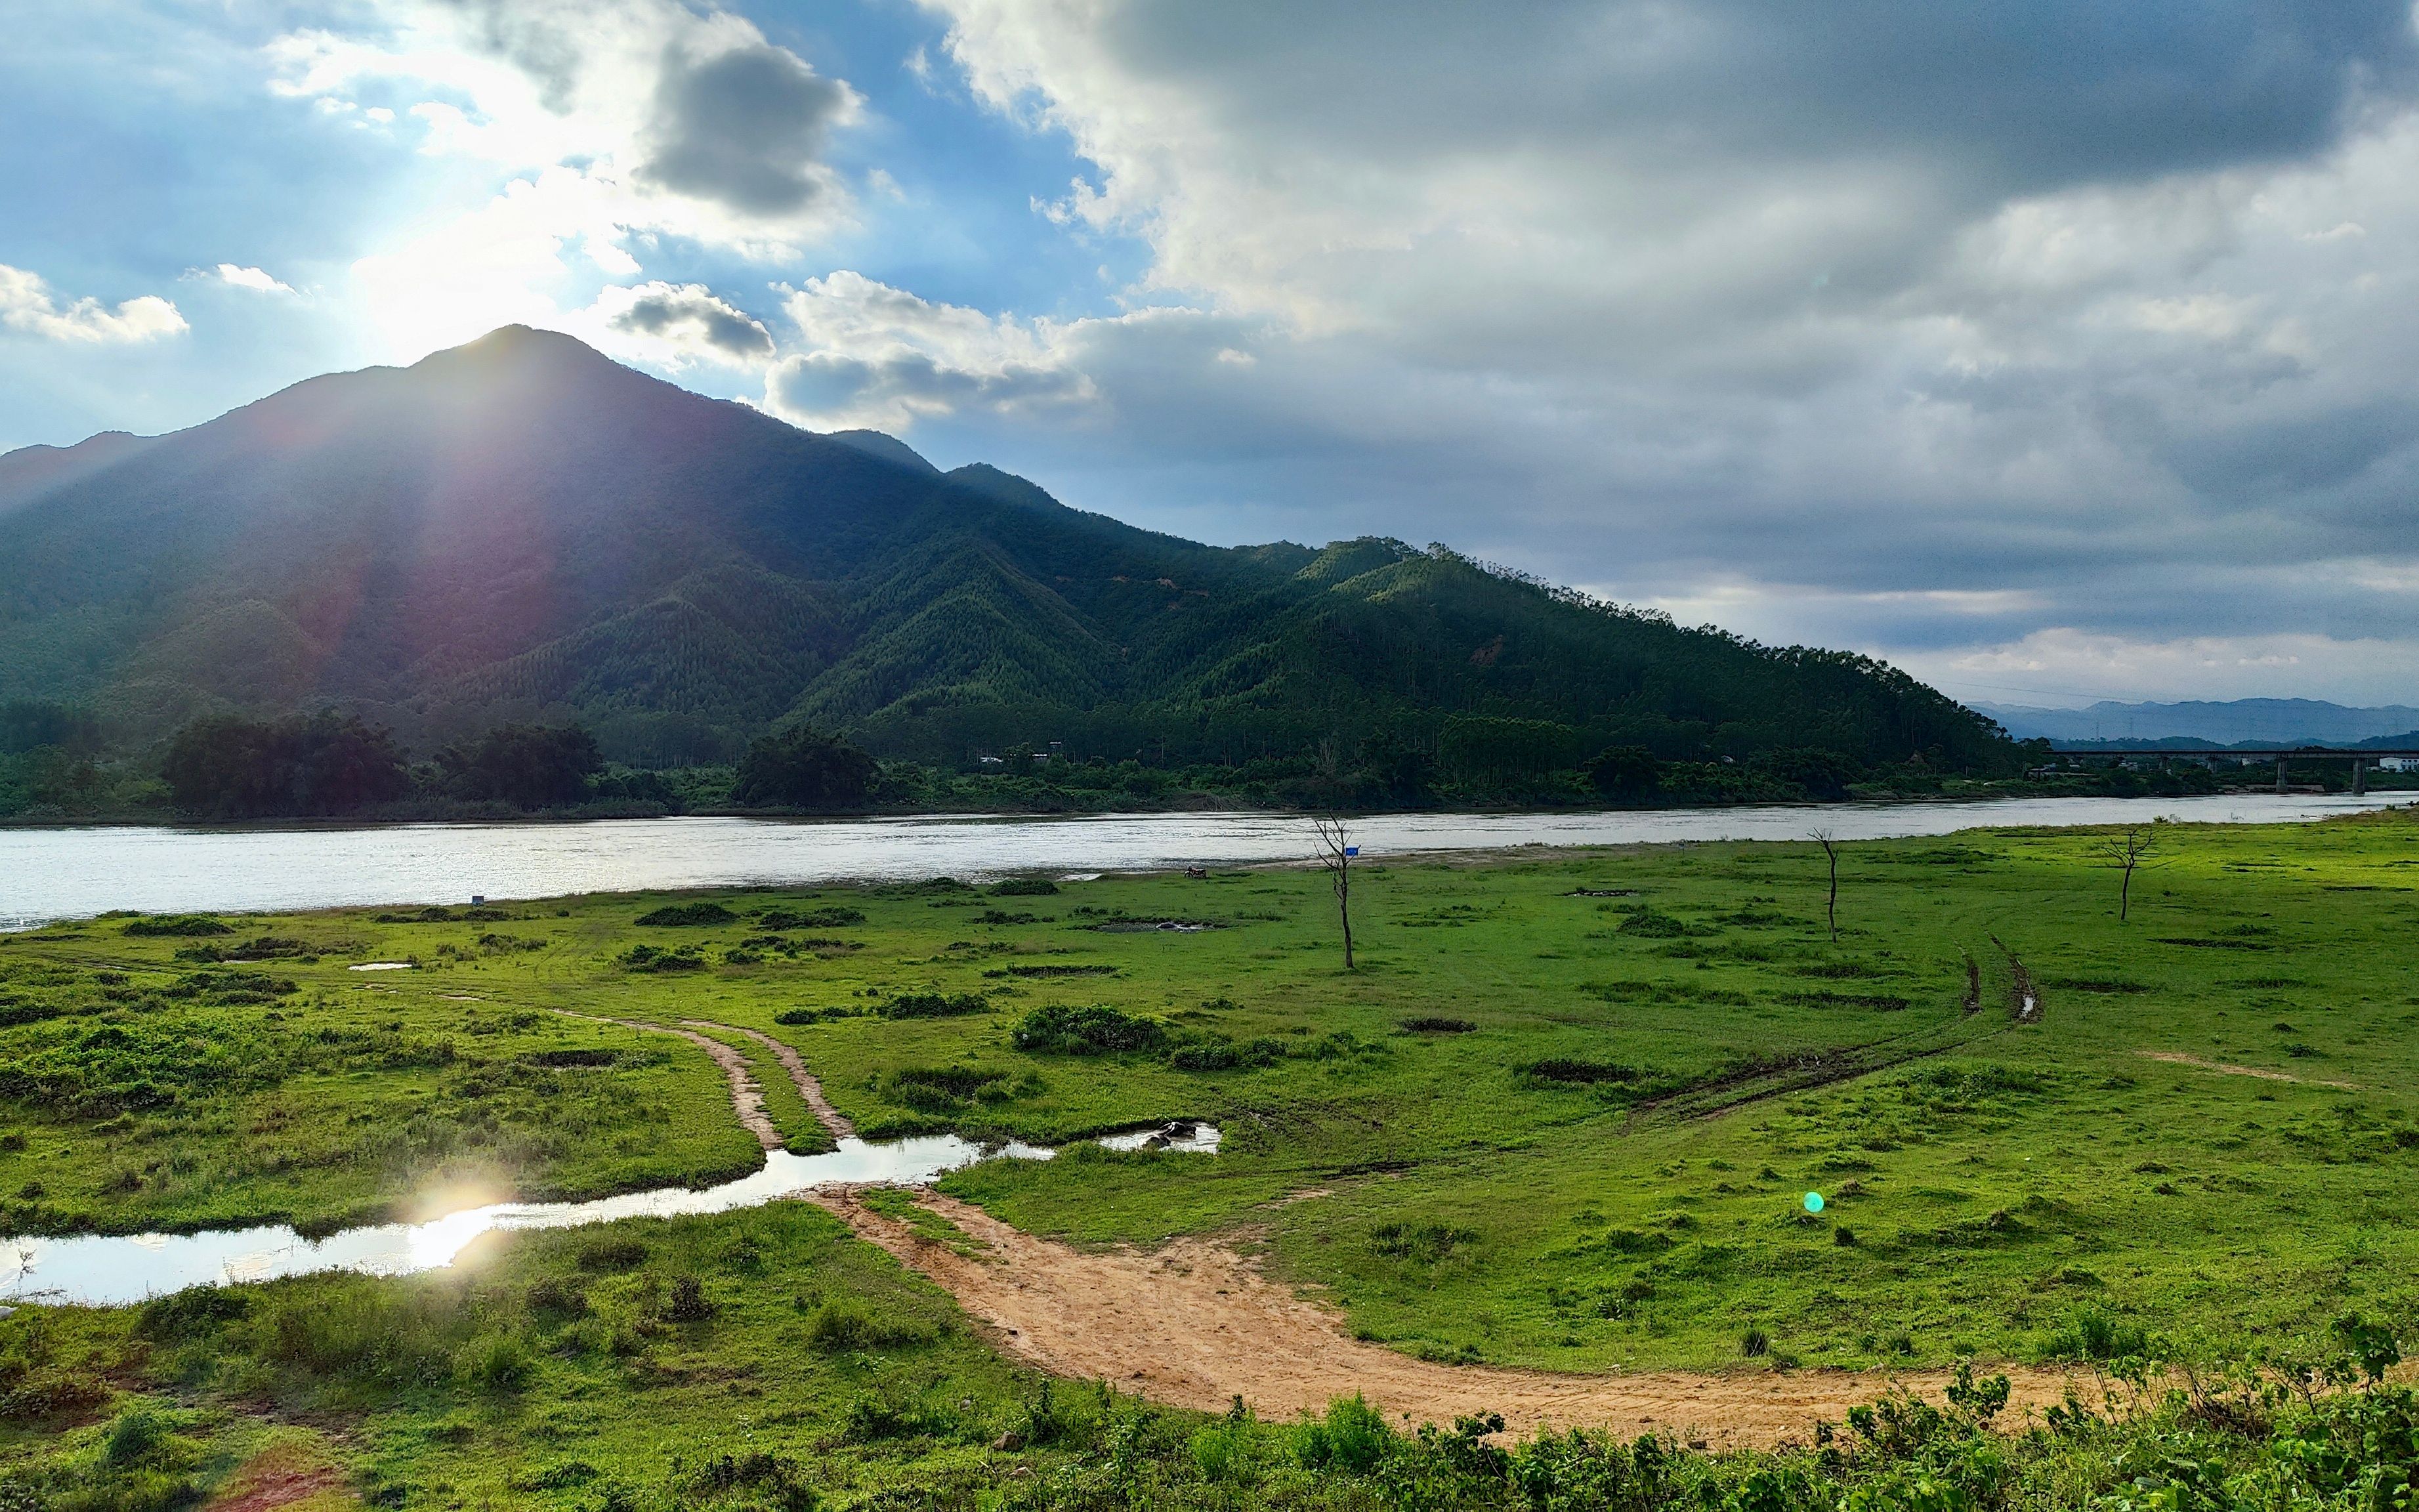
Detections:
990,877,1060,896
1292,1394,1395,1475
1011,1003,1169,1056
759,907,864,929
881,992,988,1020
803,1301,933,1353
467,1333,536,1390
634,902,735,927
618,944,705,973
663,1275,714,1324
1400,1017,1475,1034
120,916,232,938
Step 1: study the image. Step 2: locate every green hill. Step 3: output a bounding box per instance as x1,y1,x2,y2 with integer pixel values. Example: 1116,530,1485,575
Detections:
0,326,2011,776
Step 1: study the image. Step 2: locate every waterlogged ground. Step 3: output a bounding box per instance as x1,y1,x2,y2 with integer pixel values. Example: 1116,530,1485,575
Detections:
2,811,2417,1506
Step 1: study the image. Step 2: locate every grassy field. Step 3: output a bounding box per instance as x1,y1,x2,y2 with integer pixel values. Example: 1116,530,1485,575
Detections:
2,810,2416,1506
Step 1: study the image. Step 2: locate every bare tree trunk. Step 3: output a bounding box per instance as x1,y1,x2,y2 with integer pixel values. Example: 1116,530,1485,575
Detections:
1813,830,1839,944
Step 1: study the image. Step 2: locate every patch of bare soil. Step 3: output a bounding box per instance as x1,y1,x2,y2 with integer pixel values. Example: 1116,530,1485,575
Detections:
815,1188,2087,1448
551,1011,783,1149
204,1442,355,1512
2137,1049,2357,1090
683,1020,856,1138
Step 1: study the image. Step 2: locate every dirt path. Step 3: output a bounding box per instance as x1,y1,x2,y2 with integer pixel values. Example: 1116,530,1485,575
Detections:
814,1188,2087,1448
2138,1049,2358,1090
551,1011,784,1150
683,1019,856,1138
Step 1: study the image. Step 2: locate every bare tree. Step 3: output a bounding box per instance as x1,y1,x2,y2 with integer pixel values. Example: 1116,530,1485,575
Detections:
1812,829,1840,944
2101,825,2161,922
1311,814,1357,970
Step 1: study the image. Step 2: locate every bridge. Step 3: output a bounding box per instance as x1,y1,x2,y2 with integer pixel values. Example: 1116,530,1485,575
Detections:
2039,747,2419,795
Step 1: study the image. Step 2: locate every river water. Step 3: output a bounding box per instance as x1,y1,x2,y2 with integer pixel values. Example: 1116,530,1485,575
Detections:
0,1125,1219,1307
0,793,2396,930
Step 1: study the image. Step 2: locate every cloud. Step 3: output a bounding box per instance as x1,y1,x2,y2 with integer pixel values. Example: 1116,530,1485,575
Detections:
637,43,852,216
0,264,186,343
589,281,774,365
887,0,2419,703
762,271,1094,430
209,264,295,294
266,0,862,364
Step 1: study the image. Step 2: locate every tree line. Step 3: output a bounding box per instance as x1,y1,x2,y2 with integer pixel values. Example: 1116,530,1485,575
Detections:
159,714,875,819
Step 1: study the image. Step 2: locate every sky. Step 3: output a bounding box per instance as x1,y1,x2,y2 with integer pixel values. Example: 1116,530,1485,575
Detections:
5,1,2419,710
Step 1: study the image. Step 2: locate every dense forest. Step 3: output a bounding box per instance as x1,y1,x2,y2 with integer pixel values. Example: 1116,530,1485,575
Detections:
0,327,2023,810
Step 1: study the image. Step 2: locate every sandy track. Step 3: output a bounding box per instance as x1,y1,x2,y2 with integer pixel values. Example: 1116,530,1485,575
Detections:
815,1188,2085,1448
551,1011,784,1150
684,1020,856,1137
2138,1049,2357,1090
563,1011,2085,1442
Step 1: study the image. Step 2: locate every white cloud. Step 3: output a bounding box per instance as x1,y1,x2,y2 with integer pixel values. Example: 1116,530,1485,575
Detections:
762,270,1096,430
0,264,186,344
268,0,862,361
210,264,295,295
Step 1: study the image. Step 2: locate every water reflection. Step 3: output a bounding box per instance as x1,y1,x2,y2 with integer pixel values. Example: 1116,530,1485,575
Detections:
0,1130,1157,1308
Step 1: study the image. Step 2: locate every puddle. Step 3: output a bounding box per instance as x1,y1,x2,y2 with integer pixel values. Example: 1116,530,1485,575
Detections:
1099,1121,1222,1154
347,961,414,971
0,1127,1216,1308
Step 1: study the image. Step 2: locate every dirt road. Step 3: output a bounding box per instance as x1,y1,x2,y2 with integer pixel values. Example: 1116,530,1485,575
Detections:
618,1013,2088,1445
815,1186,2087,1447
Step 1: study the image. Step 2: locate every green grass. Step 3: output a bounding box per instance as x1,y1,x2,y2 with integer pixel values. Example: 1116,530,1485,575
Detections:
3,811,2419,1505
7,816,2419,1364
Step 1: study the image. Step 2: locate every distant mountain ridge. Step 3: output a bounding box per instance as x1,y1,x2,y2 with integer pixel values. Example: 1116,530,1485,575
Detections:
1977,698,2419,747
0,327,2012,773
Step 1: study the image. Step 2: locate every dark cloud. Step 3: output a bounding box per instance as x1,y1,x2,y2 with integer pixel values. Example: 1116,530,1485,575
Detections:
609,284,774,359
638,43,849,215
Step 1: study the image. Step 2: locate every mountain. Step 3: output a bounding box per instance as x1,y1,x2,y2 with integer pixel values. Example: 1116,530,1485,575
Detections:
1976,698,2419,748
0,327,2012,772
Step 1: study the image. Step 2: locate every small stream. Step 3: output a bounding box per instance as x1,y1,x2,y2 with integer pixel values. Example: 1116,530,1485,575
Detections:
0,1124,1215,1308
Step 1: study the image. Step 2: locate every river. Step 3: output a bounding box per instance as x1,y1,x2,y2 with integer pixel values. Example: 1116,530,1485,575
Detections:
0,793,2397,930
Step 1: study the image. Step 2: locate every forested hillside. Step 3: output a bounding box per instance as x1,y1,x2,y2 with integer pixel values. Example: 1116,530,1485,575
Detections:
0,327,2013,783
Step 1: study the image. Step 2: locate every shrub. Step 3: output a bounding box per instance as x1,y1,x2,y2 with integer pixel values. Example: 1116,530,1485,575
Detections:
1741,1327,1771,1358
881,992,988,1020
1011,1003,1168,1056
759,907,864,929
633,902,736,927
121,916,231,938
1400,1016,1476,1033
618,944,705,973
1292,1394,1395,1475
664,1275,714,1324
467,1333,536,1390
683,1452,818,1512
803,1301,934,1353
990,877,1060,895
2043,1306,2149,1361
134,1288,251,1341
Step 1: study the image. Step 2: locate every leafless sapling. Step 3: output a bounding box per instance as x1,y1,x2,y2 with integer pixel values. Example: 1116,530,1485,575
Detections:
1813,828,1840,944
2102,825,2161,922
1312,814,1356,970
